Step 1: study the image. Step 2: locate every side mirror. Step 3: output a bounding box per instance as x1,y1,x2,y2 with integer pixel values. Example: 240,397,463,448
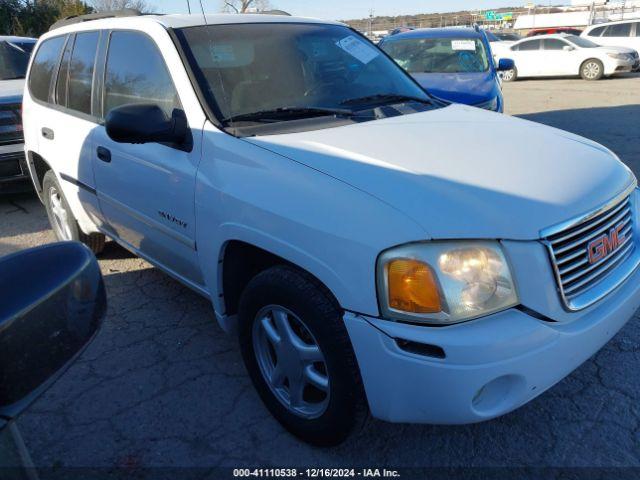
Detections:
563,45,575,52
497,58,515,71
105,103,190,147
0,243,106,422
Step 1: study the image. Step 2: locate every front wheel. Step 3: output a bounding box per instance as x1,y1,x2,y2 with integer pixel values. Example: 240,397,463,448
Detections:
581,59,604,80
42,171,105,254
501,66,517,82
238,265,367,446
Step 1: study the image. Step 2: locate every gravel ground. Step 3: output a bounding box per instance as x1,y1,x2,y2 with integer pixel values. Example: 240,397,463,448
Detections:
2,74,639,476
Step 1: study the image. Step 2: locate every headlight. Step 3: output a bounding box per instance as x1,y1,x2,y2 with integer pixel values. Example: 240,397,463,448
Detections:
377,241,519,325
474,97,499,111
607,52,630,60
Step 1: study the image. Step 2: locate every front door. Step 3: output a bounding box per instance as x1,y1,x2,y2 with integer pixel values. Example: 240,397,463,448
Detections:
92,30,204,288
542,38,578,76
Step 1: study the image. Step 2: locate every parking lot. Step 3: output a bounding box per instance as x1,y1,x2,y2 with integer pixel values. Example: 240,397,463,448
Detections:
2,74,640,473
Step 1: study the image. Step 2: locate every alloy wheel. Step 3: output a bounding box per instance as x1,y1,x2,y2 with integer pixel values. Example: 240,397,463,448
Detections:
583,62,600,80
502,69,515,81
49,186,72,241
252,305,330,419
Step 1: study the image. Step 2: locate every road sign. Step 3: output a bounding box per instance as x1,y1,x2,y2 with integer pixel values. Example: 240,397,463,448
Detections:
485,10,496,20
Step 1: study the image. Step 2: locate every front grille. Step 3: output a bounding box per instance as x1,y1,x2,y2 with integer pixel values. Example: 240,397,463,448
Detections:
544,191,635,310
0,103,23,145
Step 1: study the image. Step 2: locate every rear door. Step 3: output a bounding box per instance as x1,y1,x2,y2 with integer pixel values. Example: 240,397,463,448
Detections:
25,32,104,229
597,22,633,48
92,30,204,287
511,39,544,76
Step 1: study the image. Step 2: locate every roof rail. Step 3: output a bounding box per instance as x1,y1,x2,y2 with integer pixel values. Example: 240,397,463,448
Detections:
257,10,292,16
49,9,142,31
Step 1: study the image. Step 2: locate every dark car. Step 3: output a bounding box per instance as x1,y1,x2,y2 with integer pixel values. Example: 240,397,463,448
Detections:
494,32,522,41
380,28,514,112
0,36,37,194
527,27,583,37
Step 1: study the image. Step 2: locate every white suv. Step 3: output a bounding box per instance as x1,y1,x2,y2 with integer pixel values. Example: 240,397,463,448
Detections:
22,12,640,445
582,19,640,61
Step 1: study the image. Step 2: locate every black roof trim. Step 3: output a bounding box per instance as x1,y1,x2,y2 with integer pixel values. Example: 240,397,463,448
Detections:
49,9,144,31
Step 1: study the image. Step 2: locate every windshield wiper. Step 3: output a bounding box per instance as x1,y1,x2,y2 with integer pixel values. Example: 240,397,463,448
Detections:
340,93,433,108
222,106,355,125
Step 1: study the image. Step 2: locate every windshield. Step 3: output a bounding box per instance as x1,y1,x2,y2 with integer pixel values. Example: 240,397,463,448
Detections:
565,35,598,48
175,23,431,126
381,37,489,73
0,41,33,80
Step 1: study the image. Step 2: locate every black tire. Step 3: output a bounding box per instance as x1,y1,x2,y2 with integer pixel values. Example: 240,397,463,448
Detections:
238,265,368,446
502,65,517,82
581,59,604,81
42,170,105,254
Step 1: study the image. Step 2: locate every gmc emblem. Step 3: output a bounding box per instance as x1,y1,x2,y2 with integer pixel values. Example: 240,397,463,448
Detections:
588,222,626,265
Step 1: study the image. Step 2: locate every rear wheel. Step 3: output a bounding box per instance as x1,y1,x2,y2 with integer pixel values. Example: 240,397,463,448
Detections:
501,65,517,82
238,265,367,446
581,59,604,80
43,171,105,254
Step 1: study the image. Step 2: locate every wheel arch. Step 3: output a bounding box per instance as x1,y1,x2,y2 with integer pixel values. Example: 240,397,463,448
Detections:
26,151,52,202
217,238,344,331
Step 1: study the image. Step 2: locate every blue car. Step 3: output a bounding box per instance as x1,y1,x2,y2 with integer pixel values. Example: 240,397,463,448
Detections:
379,28,514,112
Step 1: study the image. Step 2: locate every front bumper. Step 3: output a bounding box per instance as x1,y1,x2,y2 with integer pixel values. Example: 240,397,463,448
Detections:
344,260,640,424
0,143,31,193
607,57,638,74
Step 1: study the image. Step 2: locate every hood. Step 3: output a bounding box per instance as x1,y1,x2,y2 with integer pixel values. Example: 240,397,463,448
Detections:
597,45,637,54
0,79,24,104
245,104,634,240
412,71,498,105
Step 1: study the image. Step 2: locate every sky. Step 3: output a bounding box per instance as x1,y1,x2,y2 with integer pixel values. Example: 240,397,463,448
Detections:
147,0,567,20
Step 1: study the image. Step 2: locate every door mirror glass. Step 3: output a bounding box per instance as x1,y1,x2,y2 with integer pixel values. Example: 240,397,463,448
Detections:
105,104,190,146
0,243,106,421
497,58,515,71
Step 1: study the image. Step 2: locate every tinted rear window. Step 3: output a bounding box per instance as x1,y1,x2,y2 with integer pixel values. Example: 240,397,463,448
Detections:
29,36,66,102
603,23,632,37
67,32,99,115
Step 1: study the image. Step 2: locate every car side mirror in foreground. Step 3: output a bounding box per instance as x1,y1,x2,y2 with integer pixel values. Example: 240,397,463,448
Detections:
497,58,515,71
0,242,106,423
105,103,190,148
563,45,575,52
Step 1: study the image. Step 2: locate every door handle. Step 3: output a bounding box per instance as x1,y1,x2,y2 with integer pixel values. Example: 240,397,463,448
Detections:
96,146,111,163
41,127,54,140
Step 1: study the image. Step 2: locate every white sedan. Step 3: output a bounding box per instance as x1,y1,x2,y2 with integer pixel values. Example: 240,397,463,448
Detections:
500,34,639,81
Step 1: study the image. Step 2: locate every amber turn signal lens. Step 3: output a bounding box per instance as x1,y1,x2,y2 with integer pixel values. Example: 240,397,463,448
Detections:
386,259,441,314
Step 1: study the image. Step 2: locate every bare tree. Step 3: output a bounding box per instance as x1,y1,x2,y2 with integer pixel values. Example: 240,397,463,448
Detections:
91,0,152,13
222,0,271,13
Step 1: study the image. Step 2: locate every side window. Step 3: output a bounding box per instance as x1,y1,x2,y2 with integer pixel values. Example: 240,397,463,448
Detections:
589,26,605,37
603,23,632,37
28,36,66,103
55,36,73,107
67,32,100,115
103,31,180,118
518,40,542,51
544,39,568,50
634,22,640,37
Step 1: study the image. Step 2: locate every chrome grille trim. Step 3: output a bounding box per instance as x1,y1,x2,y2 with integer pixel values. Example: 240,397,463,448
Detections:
541,181,639,311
